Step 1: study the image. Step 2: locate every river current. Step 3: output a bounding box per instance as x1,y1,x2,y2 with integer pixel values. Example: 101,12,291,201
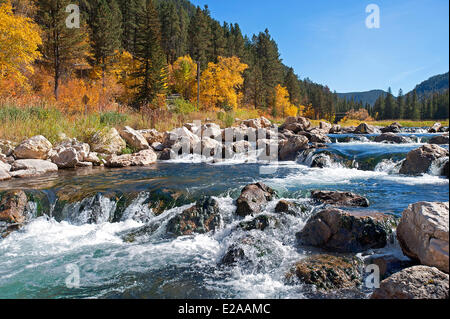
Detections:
0,131,448,299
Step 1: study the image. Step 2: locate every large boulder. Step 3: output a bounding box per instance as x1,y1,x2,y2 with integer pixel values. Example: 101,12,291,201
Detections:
105,149,157,168
353,123,380,134
138,129,164,144
200,123,222,139
380,122,402,133
90,128,126,155
201,137,222,157
50,147,80,168
374,133,410,144
0,190,29,238
429,122,442,133
428,134,449,145
10,159,58,178
166,197,221,236
297,208,396,253
371,266,449,299
397,202,449,273
319,121,332,134
280,117,311,133
311,190,369,207
235,182,276,217
119,126,150,151
278,135,309,161
242,117,271,130
163,127,201,153
13,135,52,160
399,144,449,175
286,254,362,290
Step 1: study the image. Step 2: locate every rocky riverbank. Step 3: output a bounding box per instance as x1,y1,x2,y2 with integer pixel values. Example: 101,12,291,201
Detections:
1,117,449,181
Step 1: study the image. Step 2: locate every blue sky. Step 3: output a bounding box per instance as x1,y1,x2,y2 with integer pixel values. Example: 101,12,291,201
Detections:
190,0,449,94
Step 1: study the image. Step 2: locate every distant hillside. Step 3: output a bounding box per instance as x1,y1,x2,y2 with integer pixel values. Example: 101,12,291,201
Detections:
337,90,386,106
410,72,449,99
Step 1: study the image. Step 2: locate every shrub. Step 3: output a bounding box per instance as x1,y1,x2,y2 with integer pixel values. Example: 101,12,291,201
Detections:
173,98,197,115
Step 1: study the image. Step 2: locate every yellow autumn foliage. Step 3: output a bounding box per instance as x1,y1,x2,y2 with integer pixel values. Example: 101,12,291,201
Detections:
169,55,197,100
197,56,248,110
0,1,42,87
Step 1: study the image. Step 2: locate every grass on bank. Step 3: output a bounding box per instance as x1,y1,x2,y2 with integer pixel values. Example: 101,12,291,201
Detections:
1,99,448,145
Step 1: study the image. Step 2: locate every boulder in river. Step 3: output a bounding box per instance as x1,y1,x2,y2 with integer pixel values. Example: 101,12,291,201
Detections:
280,116,311,133
13,135,52,160
50,147,80,168
278,135,309,161
235,182,276,217
428,134,449,145
380,122,402,133
371,266,449,299
90,128,126,155
0,139,17,157
166,197,221,236
374,133,410,144
353,123,380,134
239,215,274,231
297,208,396,253
275,200,296,214
0,168,11,181
397,201,449,273
0,190,28,237
138,129,164,145
311,190,370,207
399,144,449,175
286,254,362,290
429,122,442,133
119,126,150,151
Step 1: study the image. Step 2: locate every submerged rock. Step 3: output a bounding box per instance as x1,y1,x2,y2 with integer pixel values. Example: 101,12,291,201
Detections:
365,254,415,279
397,201,449,273
274,200,296,214
371,266,449,299
13,135,52,160
297,208,396,253
0,168,11,181
166,197,221,236
311,190,369,207
399,144,449,175
235,182,276,217
239,215,273,231
286,254,362,290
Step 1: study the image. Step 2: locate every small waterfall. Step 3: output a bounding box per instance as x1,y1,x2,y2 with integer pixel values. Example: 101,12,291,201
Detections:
429,157,449,176
120,192,154,223
61,194,117,225
375,159,403,174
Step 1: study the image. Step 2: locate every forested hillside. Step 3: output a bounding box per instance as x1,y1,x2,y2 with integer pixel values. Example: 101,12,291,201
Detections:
0,0,448,124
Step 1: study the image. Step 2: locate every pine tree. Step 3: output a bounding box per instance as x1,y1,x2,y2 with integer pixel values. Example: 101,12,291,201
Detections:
159,1,184,64
89,0,122,87
188,6,212,68
210,19,226,61
397,89,405,119
36,0,89,100
411,90,421,120
284,67,301,105
132,0,167,108
384,87,395,120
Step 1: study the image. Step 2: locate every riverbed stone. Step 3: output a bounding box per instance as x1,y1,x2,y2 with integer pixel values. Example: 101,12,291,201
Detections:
380,122,402,133
279,135,309,161
235,182,276,217
50,147,80,168
105,149,157,168
166,197,221,236
399,144,449,175
119,126,150,151
0,139,16,157
353,123,380,134
10,159,58,177
275,200,296,214
428,134,449,145
138,129,164,144
286,254,362,290
0,190,28,224
396,201,449,273
297,208,396,253
429,122,443,133
370,266,449,299
0,169,11,181
13,135,52,160
374,133,410,144
311,190,370,207
90,128,126,155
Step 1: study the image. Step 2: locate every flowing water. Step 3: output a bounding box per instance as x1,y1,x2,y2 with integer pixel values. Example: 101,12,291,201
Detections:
0,132,448,299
